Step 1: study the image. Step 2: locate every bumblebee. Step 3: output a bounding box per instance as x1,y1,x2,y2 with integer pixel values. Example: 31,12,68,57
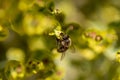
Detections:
49,26,71,60
56,32,71,60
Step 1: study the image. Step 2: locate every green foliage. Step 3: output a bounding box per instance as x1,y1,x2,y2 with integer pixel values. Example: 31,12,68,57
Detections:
0,0,120,80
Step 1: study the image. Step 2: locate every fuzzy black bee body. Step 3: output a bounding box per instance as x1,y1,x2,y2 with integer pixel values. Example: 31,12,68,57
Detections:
56,32,71,60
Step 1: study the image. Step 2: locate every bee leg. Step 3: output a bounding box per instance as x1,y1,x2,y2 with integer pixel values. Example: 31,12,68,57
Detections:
60,52,66,61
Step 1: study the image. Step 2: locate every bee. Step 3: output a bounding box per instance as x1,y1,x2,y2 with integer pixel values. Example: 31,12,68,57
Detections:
56,32,71,60
49,25,72,60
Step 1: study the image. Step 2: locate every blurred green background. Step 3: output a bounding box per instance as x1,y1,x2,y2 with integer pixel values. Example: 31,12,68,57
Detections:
0,0,120,80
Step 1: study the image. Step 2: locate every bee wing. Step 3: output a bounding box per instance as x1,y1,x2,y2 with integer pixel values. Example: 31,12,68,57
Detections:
60,52,66,61
68,43,76,54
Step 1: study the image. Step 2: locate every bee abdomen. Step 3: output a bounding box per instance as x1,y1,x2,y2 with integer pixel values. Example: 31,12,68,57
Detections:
57,46,68,52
